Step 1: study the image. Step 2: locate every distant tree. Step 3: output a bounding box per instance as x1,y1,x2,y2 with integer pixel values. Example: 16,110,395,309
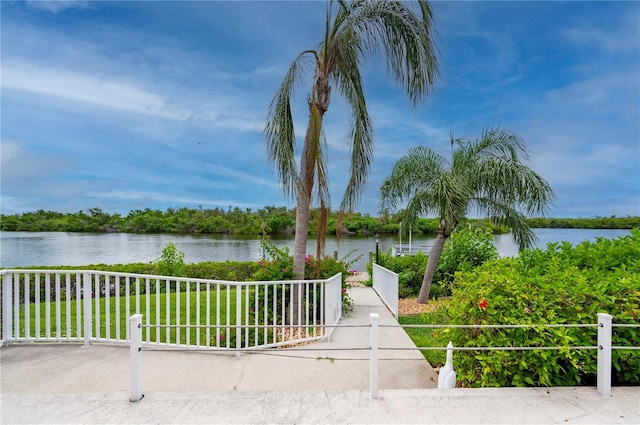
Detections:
381,126,555,303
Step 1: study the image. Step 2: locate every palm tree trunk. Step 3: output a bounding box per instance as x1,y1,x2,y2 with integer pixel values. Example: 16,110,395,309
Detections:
417,232,447,304
290,192,310,325
292,195,311,280
291,100,325,323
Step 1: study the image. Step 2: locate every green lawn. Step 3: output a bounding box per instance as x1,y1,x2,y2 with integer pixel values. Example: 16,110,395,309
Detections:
14,288,264,347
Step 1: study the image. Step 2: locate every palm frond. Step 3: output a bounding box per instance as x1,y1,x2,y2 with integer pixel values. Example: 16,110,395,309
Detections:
330,32,374,213
473,196,537,250
265,51,315,199
380,146,454,222
335,0,439,106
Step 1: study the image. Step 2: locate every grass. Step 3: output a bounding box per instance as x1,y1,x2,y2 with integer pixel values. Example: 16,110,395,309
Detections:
15,288,252,346
14,283,324,348
398,298,450,367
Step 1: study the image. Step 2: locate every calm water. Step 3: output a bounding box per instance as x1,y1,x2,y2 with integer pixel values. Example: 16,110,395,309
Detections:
0,229,631,271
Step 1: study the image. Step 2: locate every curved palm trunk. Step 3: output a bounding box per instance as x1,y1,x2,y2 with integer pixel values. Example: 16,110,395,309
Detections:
417,230,447,304
290,124,315,325
292,110,324,279
292,189,311,280
291,87,328,323
291,190,311,325
293,71,330,280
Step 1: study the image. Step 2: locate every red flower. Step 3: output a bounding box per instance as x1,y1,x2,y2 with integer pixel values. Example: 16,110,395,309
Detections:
478,299,488,309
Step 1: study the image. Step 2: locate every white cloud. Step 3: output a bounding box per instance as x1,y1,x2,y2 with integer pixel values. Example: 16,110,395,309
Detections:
0,140,66,185
562,12,640,54
2,62,189,120
544,72,639,117
86,190,263,210
26,0,88,14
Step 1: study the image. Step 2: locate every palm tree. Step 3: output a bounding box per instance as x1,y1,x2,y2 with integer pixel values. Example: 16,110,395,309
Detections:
265,0,439,281
381,126,555,303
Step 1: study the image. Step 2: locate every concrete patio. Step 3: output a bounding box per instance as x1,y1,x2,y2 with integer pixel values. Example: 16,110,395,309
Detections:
1,285,638,424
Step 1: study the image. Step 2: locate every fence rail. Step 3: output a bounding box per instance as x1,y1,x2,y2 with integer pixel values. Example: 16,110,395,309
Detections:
0,269,342,350
127,312,638,402
372,263,398,317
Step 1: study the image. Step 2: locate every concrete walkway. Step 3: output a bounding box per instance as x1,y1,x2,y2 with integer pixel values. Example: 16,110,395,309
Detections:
1,286,638,424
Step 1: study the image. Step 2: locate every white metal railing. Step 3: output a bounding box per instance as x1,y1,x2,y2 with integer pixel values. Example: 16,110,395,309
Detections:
383,313,639,399
372,263,398,317
0,269,343,349
128,311,638,401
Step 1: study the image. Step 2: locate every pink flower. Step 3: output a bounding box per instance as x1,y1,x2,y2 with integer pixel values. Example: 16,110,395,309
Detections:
478,299,488,309
524,307,532,314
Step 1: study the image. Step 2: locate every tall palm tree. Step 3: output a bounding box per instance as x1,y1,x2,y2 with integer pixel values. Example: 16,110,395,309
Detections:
265,0,439,281
381,126,555,303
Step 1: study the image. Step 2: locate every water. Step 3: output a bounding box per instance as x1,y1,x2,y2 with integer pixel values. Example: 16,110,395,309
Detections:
0,229,631,270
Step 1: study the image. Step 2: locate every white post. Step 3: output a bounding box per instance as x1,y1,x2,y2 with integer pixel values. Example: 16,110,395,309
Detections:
597,313,613,397
83,273,92,346
2,272,12,345
130,314,144,402
236,285,242,357
370,313,379,399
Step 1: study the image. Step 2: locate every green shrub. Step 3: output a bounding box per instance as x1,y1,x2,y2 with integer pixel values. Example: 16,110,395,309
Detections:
416,229,640,387
155,242,185,277
185,261,260,281
367,251,428,297
367,227,498,299
435,227,499,296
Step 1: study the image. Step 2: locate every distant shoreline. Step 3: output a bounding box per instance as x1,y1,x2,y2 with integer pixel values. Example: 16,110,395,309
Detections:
1,207,638,236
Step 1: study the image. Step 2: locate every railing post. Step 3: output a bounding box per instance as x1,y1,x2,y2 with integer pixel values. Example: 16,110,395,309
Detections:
2,272,12,345
370,313,379,400
83,273,92,346
129,314,144,402
597,312,613,397
236,284,242,357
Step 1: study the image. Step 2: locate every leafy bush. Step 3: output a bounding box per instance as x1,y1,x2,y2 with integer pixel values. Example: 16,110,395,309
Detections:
366,227,498,298
185,261,260,281
366,251,428,297
155,242,185,277
435,227,499,295
416,229,640,387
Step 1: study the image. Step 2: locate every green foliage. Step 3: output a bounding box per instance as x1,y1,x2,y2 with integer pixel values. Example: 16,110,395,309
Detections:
435,227,499,296
4,207,636,236
0,206,296,235
367,251,428,298
18,261,260,282
410,229,640,387
252,238,354,315
365,227,498,299
155,242,185,277
185,261,260,281
253,241,294,281
528,216,640,229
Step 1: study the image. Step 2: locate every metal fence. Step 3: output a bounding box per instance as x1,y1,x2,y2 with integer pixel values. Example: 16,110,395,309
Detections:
127,312,638,401
372,263,398,317
0,269,343,350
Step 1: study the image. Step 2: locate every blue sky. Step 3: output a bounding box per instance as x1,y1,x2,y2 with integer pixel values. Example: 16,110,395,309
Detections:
1,1,639,218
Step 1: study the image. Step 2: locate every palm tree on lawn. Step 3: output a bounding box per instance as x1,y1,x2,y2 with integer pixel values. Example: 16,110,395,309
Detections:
381,126,555,303
265,0,439,281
